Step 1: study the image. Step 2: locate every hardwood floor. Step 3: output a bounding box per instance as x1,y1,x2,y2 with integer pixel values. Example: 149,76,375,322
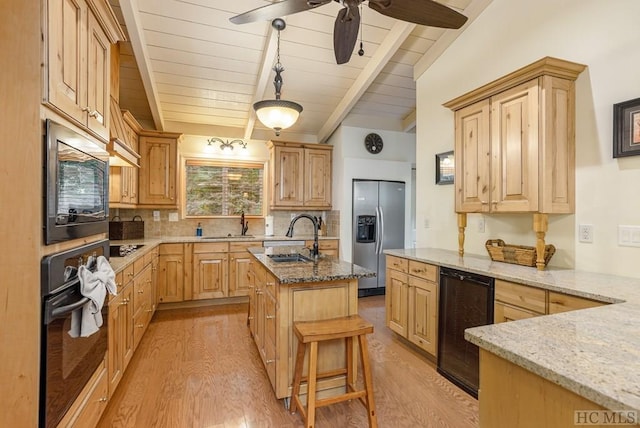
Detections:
98,296,479,427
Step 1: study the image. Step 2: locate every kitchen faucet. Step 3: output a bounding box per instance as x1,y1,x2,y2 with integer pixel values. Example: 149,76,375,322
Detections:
240,211,249,236
286,214,319,258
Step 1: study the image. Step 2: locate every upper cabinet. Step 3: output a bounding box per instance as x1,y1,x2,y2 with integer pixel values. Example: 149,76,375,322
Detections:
268,141,333,210
138,132,182,208
44,0,125,142
444,57,586,215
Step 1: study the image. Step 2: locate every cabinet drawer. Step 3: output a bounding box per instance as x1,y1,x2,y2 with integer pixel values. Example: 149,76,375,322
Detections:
548,292,605,314
387,255,408,273
159,243,183,255
133,277,152,314
122,264,135,285
133,306,152,349
143,249,157,266
193,242,229,253
495,302,541,323
57,358,108,428
495,280,546,314
230,241,260,252
408,261,437,282
133,256,145,276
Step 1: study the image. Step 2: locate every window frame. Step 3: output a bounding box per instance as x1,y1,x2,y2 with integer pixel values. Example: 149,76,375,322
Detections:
182,158,267,219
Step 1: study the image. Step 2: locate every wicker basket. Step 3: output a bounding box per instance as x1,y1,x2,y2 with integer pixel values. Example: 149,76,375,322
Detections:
109,215,145,240
485,239,555,268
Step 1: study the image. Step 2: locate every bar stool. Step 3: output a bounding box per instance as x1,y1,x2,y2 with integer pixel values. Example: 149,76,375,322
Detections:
290,315,377,428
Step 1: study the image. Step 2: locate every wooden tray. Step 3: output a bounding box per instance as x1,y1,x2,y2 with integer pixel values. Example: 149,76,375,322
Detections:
485,239,555,267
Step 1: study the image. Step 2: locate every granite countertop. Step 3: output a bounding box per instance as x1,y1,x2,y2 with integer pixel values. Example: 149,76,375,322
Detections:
248,246,375,285
107,235,339,273
385,247,640,413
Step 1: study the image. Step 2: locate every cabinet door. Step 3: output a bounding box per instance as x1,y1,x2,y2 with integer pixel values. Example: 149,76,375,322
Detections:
138,136,178,206
46,0,87,125
247,262,257,335
407,277,438,356
490,80,539,212
86,11,110,140
304,148,331,208
157,254,184,303
192,253,227,299
272,145,304,207
107,293,124,396
386,269,408,337
229,251,251,297
454,99,491,213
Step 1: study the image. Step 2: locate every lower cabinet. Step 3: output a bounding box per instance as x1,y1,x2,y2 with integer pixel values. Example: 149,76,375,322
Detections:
108,269,134,397
157,243,185,303
385,255,439,357
192,242,228,300
305,239,339,258
56,358,109,428
548,291,605,314
494,279,546,323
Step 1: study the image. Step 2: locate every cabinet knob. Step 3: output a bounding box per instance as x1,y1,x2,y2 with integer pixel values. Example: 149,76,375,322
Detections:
248,316,254,320
136,324,144,328
266,315,275,320
256,290,263,295
138,289,144,294
265,359,275,364
98,397,108,403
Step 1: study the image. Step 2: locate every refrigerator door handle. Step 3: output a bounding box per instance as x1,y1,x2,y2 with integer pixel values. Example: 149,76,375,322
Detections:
374,206,381,254
379,205,385,253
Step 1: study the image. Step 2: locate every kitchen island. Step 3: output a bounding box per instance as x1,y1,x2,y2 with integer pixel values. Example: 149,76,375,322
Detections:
385,248,640,427
247,246,375,400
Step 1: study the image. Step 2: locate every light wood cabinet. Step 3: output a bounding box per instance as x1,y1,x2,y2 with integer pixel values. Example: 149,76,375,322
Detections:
248,256,359,399
268,141,333,210
494,279,546,323
157,244,185,303
385,255,439,357
548,291,605,314
44,0,123,142
305,239,339,258
445,57,586,265
132,263,154,349
107,269,134,397
138,133,181,207
229,242,255,297
192,242,228,300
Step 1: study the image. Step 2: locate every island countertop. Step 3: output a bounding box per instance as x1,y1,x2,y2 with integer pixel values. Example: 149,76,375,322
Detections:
248,246,375,284
384,247,640,414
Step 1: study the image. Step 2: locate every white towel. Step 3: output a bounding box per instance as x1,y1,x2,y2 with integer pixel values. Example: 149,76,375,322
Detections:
68,256,118,338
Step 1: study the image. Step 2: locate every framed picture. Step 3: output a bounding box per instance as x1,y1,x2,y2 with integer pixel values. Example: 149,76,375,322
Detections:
613,97,640,158
435,151,454,185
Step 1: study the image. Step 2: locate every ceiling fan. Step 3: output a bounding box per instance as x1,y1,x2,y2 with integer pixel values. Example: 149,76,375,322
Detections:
230,0,468,64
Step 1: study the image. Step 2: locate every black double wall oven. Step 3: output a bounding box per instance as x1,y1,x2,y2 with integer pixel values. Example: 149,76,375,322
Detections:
41,120,111,427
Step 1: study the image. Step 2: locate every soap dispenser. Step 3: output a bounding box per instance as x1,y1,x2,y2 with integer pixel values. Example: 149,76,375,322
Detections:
196,222,203,237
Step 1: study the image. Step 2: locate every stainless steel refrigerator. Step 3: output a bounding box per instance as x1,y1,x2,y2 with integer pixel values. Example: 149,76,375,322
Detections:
352,179,405,296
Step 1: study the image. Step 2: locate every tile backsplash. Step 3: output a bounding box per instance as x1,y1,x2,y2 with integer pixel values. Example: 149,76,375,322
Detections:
111,209,339,238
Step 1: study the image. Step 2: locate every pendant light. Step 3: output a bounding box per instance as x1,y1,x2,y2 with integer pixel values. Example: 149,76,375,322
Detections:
254,18,302,136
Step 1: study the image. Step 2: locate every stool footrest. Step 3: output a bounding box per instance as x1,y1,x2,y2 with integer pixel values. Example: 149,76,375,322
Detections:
316,390,366,408
300,368,347,383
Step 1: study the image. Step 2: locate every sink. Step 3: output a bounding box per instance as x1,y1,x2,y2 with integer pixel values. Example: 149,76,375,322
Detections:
201,234,255,239
267,253,313,263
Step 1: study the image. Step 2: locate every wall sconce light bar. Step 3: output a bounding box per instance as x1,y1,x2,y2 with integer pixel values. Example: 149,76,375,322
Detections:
207,137,247,151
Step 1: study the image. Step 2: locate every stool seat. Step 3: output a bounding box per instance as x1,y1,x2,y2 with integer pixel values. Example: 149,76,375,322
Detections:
294,315,374,343
290,314,377,428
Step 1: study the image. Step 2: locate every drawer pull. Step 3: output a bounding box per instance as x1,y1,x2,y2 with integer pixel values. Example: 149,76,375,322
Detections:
265,359,275,364
138,290,144,294
136,324,144,328
145,309,153,313
266,315,275,319
98,397,108,403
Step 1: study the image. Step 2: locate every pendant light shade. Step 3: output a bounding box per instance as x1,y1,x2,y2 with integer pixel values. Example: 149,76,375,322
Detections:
254,18,302,136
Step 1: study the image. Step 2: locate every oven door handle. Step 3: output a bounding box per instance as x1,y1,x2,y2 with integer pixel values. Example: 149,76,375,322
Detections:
49,297,90,322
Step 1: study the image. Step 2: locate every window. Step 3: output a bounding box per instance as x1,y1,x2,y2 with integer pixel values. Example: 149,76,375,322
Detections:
184,159,265,217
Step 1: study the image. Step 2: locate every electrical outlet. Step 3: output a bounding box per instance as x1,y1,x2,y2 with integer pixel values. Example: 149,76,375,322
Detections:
578,224,593,243
477,216,485,233
424,218,430,228
168,212,179,222
153,211,160,222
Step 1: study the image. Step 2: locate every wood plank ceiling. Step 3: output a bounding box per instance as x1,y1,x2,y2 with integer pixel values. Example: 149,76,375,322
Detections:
109,0,490,143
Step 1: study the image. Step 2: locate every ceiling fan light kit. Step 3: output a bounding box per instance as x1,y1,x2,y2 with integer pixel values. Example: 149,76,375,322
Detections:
231,0,468,65
253,18,303,136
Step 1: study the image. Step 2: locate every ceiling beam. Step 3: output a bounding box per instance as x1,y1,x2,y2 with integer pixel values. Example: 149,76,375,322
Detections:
244,25,278,140
119,0,165,130
402,109,416,132
413,0,494,80
317,21,416,143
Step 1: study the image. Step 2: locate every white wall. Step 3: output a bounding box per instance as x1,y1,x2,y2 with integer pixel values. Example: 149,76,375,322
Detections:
416,0,640,277
329,125,416,261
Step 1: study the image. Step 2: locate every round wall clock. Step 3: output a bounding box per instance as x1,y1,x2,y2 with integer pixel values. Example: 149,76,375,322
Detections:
364,133,383,154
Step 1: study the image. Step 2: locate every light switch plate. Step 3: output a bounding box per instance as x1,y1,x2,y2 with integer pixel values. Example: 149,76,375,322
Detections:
169,212,179,222
153,211,160,222
477,216,485,233
618,225,640,247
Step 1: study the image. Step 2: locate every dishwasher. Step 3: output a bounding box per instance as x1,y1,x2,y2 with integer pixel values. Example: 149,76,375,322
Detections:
437,267,494,397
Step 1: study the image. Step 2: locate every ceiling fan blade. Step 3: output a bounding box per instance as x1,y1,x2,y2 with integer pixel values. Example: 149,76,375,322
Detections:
333,6,360,64
230,0,332,24
369,0,468,29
